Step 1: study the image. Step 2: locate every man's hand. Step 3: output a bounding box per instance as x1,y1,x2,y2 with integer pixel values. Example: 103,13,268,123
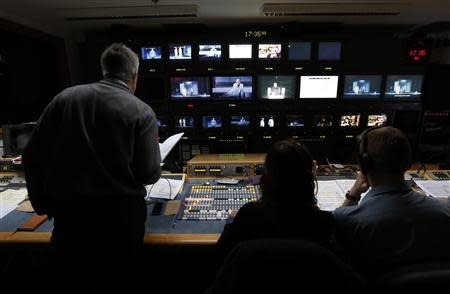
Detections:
349,172,370,197
340,172,370,208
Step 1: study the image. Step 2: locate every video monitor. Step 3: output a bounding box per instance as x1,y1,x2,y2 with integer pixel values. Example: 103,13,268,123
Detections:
288,42,312,61
343,75,382,99
212,76,253,100
135,77,165,103
299,76,339,99
141,46,162,60
175,116,194,128
258,75,296,99
384,75,423,98
367,114,388,127
202,116,222,128
286,115,305,128
169,44,192,60
230,116,250,127
199,44,221,60
258,115,276,128
318,42,341,61
229,44,252,59
258,44,281,59
170,77,211,100
340,115,360,127
314,115,333,127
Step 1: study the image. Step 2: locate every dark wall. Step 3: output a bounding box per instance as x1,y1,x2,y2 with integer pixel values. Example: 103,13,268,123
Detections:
0,19,70,124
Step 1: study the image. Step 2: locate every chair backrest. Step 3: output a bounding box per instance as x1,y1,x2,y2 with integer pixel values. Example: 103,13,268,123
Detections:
212,238,364,294
373,261,450,291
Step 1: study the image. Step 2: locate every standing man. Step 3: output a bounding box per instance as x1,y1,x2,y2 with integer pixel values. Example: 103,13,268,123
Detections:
22,43,161,293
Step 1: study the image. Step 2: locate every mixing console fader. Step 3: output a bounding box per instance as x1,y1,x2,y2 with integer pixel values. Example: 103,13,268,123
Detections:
180,185,261,220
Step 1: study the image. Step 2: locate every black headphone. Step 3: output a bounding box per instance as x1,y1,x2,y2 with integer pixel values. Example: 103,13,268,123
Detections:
357,126,383,175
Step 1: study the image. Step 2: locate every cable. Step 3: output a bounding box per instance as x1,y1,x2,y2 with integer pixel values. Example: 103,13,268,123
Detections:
145,178,172,204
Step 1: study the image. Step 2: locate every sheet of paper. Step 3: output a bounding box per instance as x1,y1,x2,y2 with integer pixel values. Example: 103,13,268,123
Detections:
0,188,28,205
0,204,17,218
335,179,369,200
0,188,28,218
145,178,184,200
159,132,184,162
316,181,345,211
414,180,450,199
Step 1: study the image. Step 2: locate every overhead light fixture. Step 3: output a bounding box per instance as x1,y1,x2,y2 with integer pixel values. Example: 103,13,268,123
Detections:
58,5,198,21
262,2,410,17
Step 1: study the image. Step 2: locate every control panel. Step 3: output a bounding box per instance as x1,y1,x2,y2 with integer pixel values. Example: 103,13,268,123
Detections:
427,171,450,181
179,184,261,220
187,154,266,178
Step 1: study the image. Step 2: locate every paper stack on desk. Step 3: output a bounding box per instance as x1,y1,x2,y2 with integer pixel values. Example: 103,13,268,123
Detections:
414,180,450,199
316,180,369,211
145,178,184,200
0,188,28,218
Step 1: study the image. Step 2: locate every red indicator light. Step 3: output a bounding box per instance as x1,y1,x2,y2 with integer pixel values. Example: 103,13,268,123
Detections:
186,104,194,109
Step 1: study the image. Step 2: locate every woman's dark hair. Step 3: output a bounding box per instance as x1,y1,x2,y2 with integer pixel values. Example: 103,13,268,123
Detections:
261,139,317,207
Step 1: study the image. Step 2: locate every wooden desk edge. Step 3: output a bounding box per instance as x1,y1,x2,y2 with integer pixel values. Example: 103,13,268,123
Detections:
0,232,220,245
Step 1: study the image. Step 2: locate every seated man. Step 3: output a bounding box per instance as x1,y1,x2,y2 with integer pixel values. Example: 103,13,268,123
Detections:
334,127,450,276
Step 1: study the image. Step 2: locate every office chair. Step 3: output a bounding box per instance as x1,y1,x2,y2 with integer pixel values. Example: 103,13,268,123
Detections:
371,261,450,291
212,238,364,294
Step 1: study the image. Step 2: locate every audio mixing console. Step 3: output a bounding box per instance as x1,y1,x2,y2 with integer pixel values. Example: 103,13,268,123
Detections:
179,184,261,220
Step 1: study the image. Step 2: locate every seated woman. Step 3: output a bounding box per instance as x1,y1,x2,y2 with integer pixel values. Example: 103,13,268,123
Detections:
216,139,335,262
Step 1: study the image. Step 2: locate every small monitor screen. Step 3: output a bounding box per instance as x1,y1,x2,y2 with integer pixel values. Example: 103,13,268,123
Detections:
231,116,250,127
258,116,276,128
175,116,194,128
202,116,222,128
212,76,253,100
258,75,296,99
318,42,341,61
286,115,305,127
314,115,333,127
299,76,339,99
258,44,282,59
135,77,165,103
169,44,192,60
199,44,221,60
343,75,382,99
384,75,423,98
229,44,252,59
170,77,211,100
340,115,360,127
141,47,161,60
367,114,388,127
288,42,312,60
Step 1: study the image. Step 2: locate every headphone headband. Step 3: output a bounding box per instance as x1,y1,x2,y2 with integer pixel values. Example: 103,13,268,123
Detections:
358,126,383,174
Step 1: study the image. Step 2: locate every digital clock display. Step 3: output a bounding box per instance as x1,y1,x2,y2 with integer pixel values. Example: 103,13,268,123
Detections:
244,31,267,38
406,41,429,63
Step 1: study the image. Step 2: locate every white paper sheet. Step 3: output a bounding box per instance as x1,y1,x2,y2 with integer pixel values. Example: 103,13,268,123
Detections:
159,132,184,162
414,180,450,199
145,178,184,200
316,181,346,211
0,188,28,219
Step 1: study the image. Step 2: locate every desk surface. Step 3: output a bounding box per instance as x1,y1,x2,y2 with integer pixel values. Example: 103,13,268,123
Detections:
1,169,448,245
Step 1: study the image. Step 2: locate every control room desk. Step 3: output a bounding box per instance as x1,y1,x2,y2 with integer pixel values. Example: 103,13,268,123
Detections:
0,179,229,246
1,170,448,246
